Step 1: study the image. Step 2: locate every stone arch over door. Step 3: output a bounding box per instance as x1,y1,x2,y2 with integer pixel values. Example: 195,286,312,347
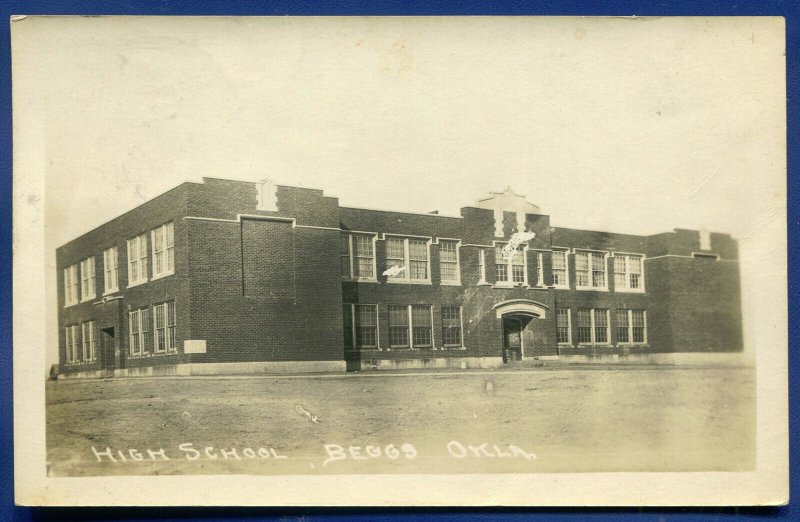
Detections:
492,300,548,361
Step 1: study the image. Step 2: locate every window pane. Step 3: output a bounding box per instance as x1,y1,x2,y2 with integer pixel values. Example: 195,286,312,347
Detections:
353,235,373,257
577,308,592,343
440,241,457,263
388,305,409,348
410,260,428,280
557,309,570,344
594,309,608,343
494,244,506,263
389,305,409,325
442,306,460,325
411,305,432,326
357,305,377,326
440,262,458,281
386,239,404,259
409,240,428,261
496,264,508,282
552,250,566,269
411,305,432,347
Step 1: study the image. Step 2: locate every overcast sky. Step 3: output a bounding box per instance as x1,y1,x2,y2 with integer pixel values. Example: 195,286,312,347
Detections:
11,16,786,366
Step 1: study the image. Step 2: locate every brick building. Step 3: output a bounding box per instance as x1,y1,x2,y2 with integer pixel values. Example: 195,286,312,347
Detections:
56,177,743,377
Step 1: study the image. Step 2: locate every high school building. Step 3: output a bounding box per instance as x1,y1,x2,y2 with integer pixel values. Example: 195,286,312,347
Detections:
57,177,743,377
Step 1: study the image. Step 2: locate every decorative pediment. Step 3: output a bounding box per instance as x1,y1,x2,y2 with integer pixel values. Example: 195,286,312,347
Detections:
493,299,549,319
474,187,540,237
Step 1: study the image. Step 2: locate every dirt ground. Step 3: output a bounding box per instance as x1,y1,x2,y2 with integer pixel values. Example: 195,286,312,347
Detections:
45,365,756,477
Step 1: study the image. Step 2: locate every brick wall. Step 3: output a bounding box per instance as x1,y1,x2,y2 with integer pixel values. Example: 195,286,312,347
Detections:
56,177,744,375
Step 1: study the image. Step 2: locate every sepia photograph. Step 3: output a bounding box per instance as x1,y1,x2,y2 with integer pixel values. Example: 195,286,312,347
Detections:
12,15,787,506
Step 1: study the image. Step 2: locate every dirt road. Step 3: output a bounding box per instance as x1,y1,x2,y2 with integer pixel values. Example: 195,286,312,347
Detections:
45,366,755,476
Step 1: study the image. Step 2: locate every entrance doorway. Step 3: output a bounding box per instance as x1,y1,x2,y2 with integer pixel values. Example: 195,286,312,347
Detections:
502,317,523,362
100,327,116,371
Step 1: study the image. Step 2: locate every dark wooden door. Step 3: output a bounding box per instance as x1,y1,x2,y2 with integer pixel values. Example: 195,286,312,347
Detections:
503,318,522,362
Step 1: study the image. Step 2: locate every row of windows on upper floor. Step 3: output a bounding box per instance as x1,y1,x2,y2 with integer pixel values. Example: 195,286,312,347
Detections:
63,222,174,307
340,233,646,293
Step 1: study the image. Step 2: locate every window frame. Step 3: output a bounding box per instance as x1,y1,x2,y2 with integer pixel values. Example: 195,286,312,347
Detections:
574,250,609,291
534,251,544,287
103,246,119,295
81,320,96,362
441,305,464,349
340,232,378,282
65,324,80,364
151,222,175,280
550,248,570,289
79,256,96,302
477,248,489,285
617,309,648,345
613,253,646,293
343,303,380,351
153,301,177,354
576,308,611,346
387,304,434,350
384,236,432,285
437,239,462,286
127,233,149,287
63,264,79,307
128,307,151,357
556,308,572,345
493,241,529,287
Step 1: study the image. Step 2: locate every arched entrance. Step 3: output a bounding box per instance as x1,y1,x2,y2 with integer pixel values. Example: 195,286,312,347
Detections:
492,300,548,363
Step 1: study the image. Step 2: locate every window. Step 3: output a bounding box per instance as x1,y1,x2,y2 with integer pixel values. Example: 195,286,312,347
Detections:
594,309,609,343
127,233,149,286
576,308,610,345
617,309,647,344
411,305,433,347
535,252,544,287
388,304,433,349
495,242,527,286
631,310,646,343
557,308,571,344
81,321,96,362
63,264,79,306
343,304,379,350
576,309,592,344
153,301,177,353
613,254,644,291
341,233,376,280
388,305,410,348
575,251,608,289
551,249,568,288
385,238,430,283
442,306,463,347
129,307,150,356
616,309,629,343
103,247,119,294
65,325,80,364
477,249,487,284
152,222,175,278
439,240,460,284
79,257,96,301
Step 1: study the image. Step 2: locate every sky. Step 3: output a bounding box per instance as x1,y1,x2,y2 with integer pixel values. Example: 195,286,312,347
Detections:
10,16,786,367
